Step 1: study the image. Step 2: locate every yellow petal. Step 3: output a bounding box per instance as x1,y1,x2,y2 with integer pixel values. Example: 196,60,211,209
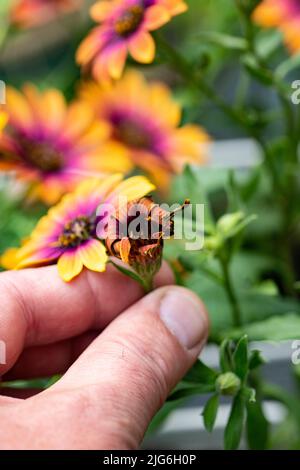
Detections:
0,111,8,132
252,1,283,27
79,239,108,272
0,247,19,270
63,102,94,140
57,251,83,282
109,175,155,206
163,0,188,16
23,84,67,133
282,19,300,54
6,87,34,129
91,1,114,22
88,140,133,173
149,83,181,126
129,31,155,64
120,238,131,263
107,45,127,80
76,28,102,65
144,5,171,30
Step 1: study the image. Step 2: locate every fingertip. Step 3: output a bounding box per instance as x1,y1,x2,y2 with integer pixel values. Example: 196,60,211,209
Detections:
144,285,210,351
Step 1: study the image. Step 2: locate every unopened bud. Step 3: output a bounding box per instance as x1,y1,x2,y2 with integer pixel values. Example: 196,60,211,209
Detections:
216,372,241,396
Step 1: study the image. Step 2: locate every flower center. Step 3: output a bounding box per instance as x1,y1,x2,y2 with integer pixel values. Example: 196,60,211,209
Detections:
114,5,144,37
19,137,64,173
59,216,96,248
115,119,152,149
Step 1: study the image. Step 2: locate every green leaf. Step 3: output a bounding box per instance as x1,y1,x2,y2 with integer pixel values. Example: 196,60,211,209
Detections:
187,262,300,335
249,350,265,370
168,383,215,401
219,339,233,372
217,212,245,235
246,400,269,450
202,394,219,433
242,54,273,86
276,54,300,80
225,313,300,341
197,32,247,51
233,335,249,381
183,359,218,386
224,391,246,450
256,30,283,60
243,387,256,403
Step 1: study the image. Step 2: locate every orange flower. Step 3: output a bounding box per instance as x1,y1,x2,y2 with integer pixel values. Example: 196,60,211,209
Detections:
80,70,210,190
253,0,300,53
105,196,189,289
76,0,188,81
0,85,130,204
10,0,82,28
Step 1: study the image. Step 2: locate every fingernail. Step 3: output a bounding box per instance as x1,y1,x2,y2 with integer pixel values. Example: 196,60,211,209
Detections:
159,288,208,350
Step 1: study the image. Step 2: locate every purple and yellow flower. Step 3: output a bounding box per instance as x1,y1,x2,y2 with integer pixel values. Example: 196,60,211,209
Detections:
253,0,300,53
105,196,189,289
80,70,210,189
2,174,155,282
0,85,130,204
76,0,188,81
10,0,82,29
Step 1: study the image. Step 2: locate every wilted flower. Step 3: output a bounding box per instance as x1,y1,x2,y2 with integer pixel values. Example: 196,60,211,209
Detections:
253,0,300,53
2,174,155,282
80,70,209,189
76,0,188,81
0,85,130,204
105,196,189,289
10,0,82,28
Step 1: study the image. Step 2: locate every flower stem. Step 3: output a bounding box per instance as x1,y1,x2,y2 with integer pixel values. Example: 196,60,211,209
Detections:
220,258,242,328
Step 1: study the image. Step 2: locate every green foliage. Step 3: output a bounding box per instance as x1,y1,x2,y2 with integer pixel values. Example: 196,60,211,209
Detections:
224,391,246,450
246,399,269,450
225,314,300,341
202,394,219,432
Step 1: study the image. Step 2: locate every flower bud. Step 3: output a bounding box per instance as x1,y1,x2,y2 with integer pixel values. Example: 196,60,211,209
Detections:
215,372,241,396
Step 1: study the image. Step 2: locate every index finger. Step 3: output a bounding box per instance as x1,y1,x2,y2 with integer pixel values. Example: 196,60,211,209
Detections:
0,262,174,375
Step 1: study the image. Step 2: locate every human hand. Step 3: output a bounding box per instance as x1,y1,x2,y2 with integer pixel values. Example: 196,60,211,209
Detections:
0,263,209,449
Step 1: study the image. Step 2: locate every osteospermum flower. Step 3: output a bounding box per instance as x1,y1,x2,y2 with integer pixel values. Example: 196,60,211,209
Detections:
0,85,130,204
3,174,155,282
10,0,82,28
80,70,209,189
76,0,188,81
105,196,189,289
253,0,300,53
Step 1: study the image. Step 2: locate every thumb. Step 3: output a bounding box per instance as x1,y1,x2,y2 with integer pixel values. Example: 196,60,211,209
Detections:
49,286,209,449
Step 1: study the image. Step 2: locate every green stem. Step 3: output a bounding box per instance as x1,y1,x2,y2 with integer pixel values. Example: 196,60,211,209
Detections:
220,258,242,328
155,33,252,132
